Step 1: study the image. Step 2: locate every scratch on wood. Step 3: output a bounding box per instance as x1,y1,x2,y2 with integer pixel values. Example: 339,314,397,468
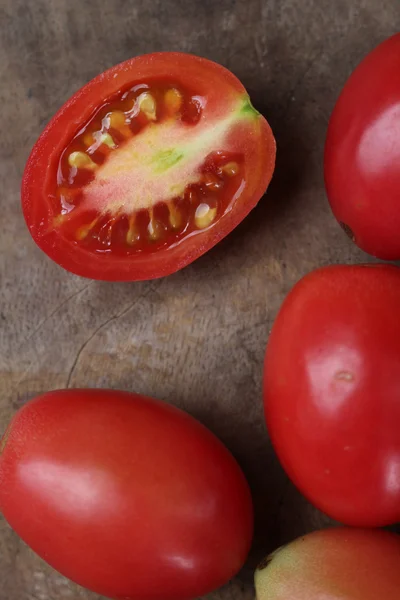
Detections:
65,282,161,388
18,281,93,348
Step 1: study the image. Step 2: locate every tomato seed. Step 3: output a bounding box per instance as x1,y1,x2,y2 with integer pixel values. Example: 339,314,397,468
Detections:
126,216,140,245
164,88,183,114
83,132,95,147
167,202,182,229
98,132,116,149
76,217,99,240
195,203,217,229
68,152,97,170
222,162,239,177
84,132,116,153
107,111,132,138
137,92,157,121
108,111,126,128
147,209,166,241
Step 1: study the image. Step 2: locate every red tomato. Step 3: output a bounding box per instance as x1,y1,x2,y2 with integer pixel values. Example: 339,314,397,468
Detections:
22,52,276,281
324,33,400,260
263,264,400,527
255,528,400,599
0,389,253,600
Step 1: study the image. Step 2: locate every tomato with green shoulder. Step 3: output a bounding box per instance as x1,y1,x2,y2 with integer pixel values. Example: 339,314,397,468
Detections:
255,528,400,599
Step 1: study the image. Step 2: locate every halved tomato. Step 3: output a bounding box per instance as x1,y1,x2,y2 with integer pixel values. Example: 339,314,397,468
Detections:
22,52,276,281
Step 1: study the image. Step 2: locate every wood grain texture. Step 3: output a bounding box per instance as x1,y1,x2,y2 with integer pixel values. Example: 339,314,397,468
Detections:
0,0,399,598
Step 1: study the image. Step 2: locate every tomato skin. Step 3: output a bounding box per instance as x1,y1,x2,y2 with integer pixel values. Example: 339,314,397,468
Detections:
22,52,276,281
255,528,400,599
264,264,400,527
324,33,400,260
0,389,253,600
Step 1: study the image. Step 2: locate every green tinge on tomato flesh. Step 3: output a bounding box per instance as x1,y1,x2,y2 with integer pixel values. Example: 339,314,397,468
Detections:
55,84,259,255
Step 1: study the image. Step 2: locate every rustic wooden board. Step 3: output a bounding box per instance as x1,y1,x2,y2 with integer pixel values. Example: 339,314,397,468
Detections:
0,0,399,598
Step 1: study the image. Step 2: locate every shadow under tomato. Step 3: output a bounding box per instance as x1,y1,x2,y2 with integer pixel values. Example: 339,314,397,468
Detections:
387,522,400,535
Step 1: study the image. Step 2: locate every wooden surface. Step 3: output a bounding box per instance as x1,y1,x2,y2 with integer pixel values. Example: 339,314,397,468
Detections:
0,1,399,599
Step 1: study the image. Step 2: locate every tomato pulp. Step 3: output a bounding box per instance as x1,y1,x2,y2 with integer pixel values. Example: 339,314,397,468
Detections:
255,528,400,599
22,53,276,280
324,33,400,260
0,389,253,600
264,264,400,527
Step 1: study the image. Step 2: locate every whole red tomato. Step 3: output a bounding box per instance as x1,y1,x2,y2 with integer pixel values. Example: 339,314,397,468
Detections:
264,264,400,527
255,528,400,599
324,33,400,260
0,389,253,600
22,52,275,281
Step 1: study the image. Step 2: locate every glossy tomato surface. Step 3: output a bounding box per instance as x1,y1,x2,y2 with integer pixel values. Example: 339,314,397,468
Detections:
264,264,400,527
324,33,400,260
0,389,253,600
255,528,400,600
22,52,276,281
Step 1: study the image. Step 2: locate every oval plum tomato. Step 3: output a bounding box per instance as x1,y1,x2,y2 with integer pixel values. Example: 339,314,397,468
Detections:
324,33,400,260
0,389,253,600
263,264,400,527
22,52,276,281
255,528,400,600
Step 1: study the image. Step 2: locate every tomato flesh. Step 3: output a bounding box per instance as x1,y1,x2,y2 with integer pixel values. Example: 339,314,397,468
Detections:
22,53,276,280
56,79,246,256
264,264,400,527
0,389,253,600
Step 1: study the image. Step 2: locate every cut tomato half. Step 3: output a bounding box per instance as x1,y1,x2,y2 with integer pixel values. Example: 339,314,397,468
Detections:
22,52,276,281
